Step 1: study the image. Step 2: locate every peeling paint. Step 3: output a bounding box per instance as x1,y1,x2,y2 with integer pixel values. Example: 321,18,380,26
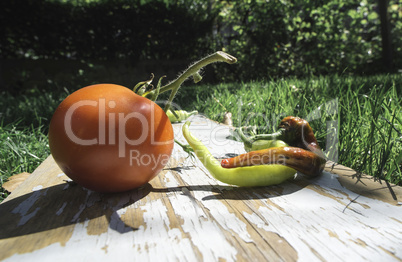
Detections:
11,189,44,226
55,202,67,216
32,185,43,191
243,172,402,261
163,171,238,262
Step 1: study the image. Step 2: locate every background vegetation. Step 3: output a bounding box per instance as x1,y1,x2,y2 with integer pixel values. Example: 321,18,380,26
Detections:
1,0,401,93
0,0,401,201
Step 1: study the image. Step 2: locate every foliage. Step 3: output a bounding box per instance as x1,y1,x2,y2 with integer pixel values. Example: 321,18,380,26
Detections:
215,0,401,80
0,0,215,61
1,0,401,87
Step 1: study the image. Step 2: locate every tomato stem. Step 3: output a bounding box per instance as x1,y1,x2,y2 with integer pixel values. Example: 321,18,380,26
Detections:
193,71,203,83
134,73,154,95
142,51,237,112
145,75,165,101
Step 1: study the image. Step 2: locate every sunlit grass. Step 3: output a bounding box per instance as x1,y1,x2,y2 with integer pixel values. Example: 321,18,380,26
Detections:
0,88,68,202
0,123,50,201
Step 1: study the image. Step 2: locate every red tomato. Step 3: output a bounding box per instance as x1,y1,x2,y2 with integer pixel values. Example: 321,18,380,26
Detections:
48,84,174,192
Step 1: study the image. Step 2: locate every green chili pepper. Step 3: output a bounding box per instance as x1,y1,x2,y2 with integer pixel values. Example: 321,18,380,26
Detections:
182,121,296,187
167,110,198,123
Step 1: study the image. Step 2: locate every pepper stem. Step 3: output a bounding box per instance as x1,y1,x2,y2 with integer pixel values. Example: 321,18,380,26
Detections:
174,139,195,158
187,110,198,117
234,127,286,146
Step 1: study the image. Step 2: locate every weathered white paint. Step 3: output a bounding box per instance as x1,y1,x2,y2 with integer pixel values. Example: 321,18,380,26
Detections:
32,185,43,191
164,161,253,244
1,115,401,262
163,171,238,262
243,171,402,262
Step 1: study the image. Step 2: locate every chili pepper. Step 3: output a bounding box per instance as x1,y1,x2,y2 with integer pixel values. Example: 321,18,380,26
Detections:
277,116,321,152
167,110,198,123
182,121,297,187
221,116,326,177
221,146,325,177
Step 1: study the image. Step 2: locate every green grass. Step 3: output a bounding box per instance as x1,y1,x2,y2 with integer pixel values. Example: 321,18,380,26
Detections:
0,73,401,202
181,74,402,185
0,123,50,200
0,88,69,201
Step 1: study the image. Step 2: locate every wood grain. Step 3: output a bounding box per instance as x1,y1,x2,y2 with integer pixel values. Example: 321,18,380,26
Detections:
2,172,31,193
0,115,401,262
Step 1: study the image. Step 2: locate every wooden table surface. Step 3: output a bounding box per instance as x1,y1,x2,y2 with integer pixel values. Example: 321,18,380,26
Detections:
1,115,401,262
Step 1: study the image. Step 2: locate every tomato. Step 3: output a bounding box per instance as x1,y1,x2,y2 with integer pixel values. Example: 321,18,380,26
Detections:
48,84,174,193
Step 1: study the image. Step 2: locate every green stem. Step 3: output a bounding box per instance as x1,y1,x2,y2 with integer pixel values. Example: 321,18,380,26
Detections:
188,110,198,116
134,73,154,94
250,131,286,141
234,127,253,149
143,51,237,112
235,127,286,147
174,139,194,157
193,71,203,83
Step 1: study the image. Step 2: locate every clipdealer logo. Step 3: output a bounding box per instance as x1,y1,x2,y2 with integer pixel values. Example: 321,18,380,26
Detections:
63,98,172,164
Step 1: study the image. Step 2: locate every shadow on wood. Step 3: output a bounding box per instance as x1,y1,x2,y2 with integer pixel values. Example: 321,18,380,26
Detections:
0,182,153,240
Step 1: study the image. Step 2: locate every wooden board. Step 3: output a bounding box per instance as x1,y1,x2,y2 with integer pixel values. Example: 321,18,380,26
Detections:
1,115,401,261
